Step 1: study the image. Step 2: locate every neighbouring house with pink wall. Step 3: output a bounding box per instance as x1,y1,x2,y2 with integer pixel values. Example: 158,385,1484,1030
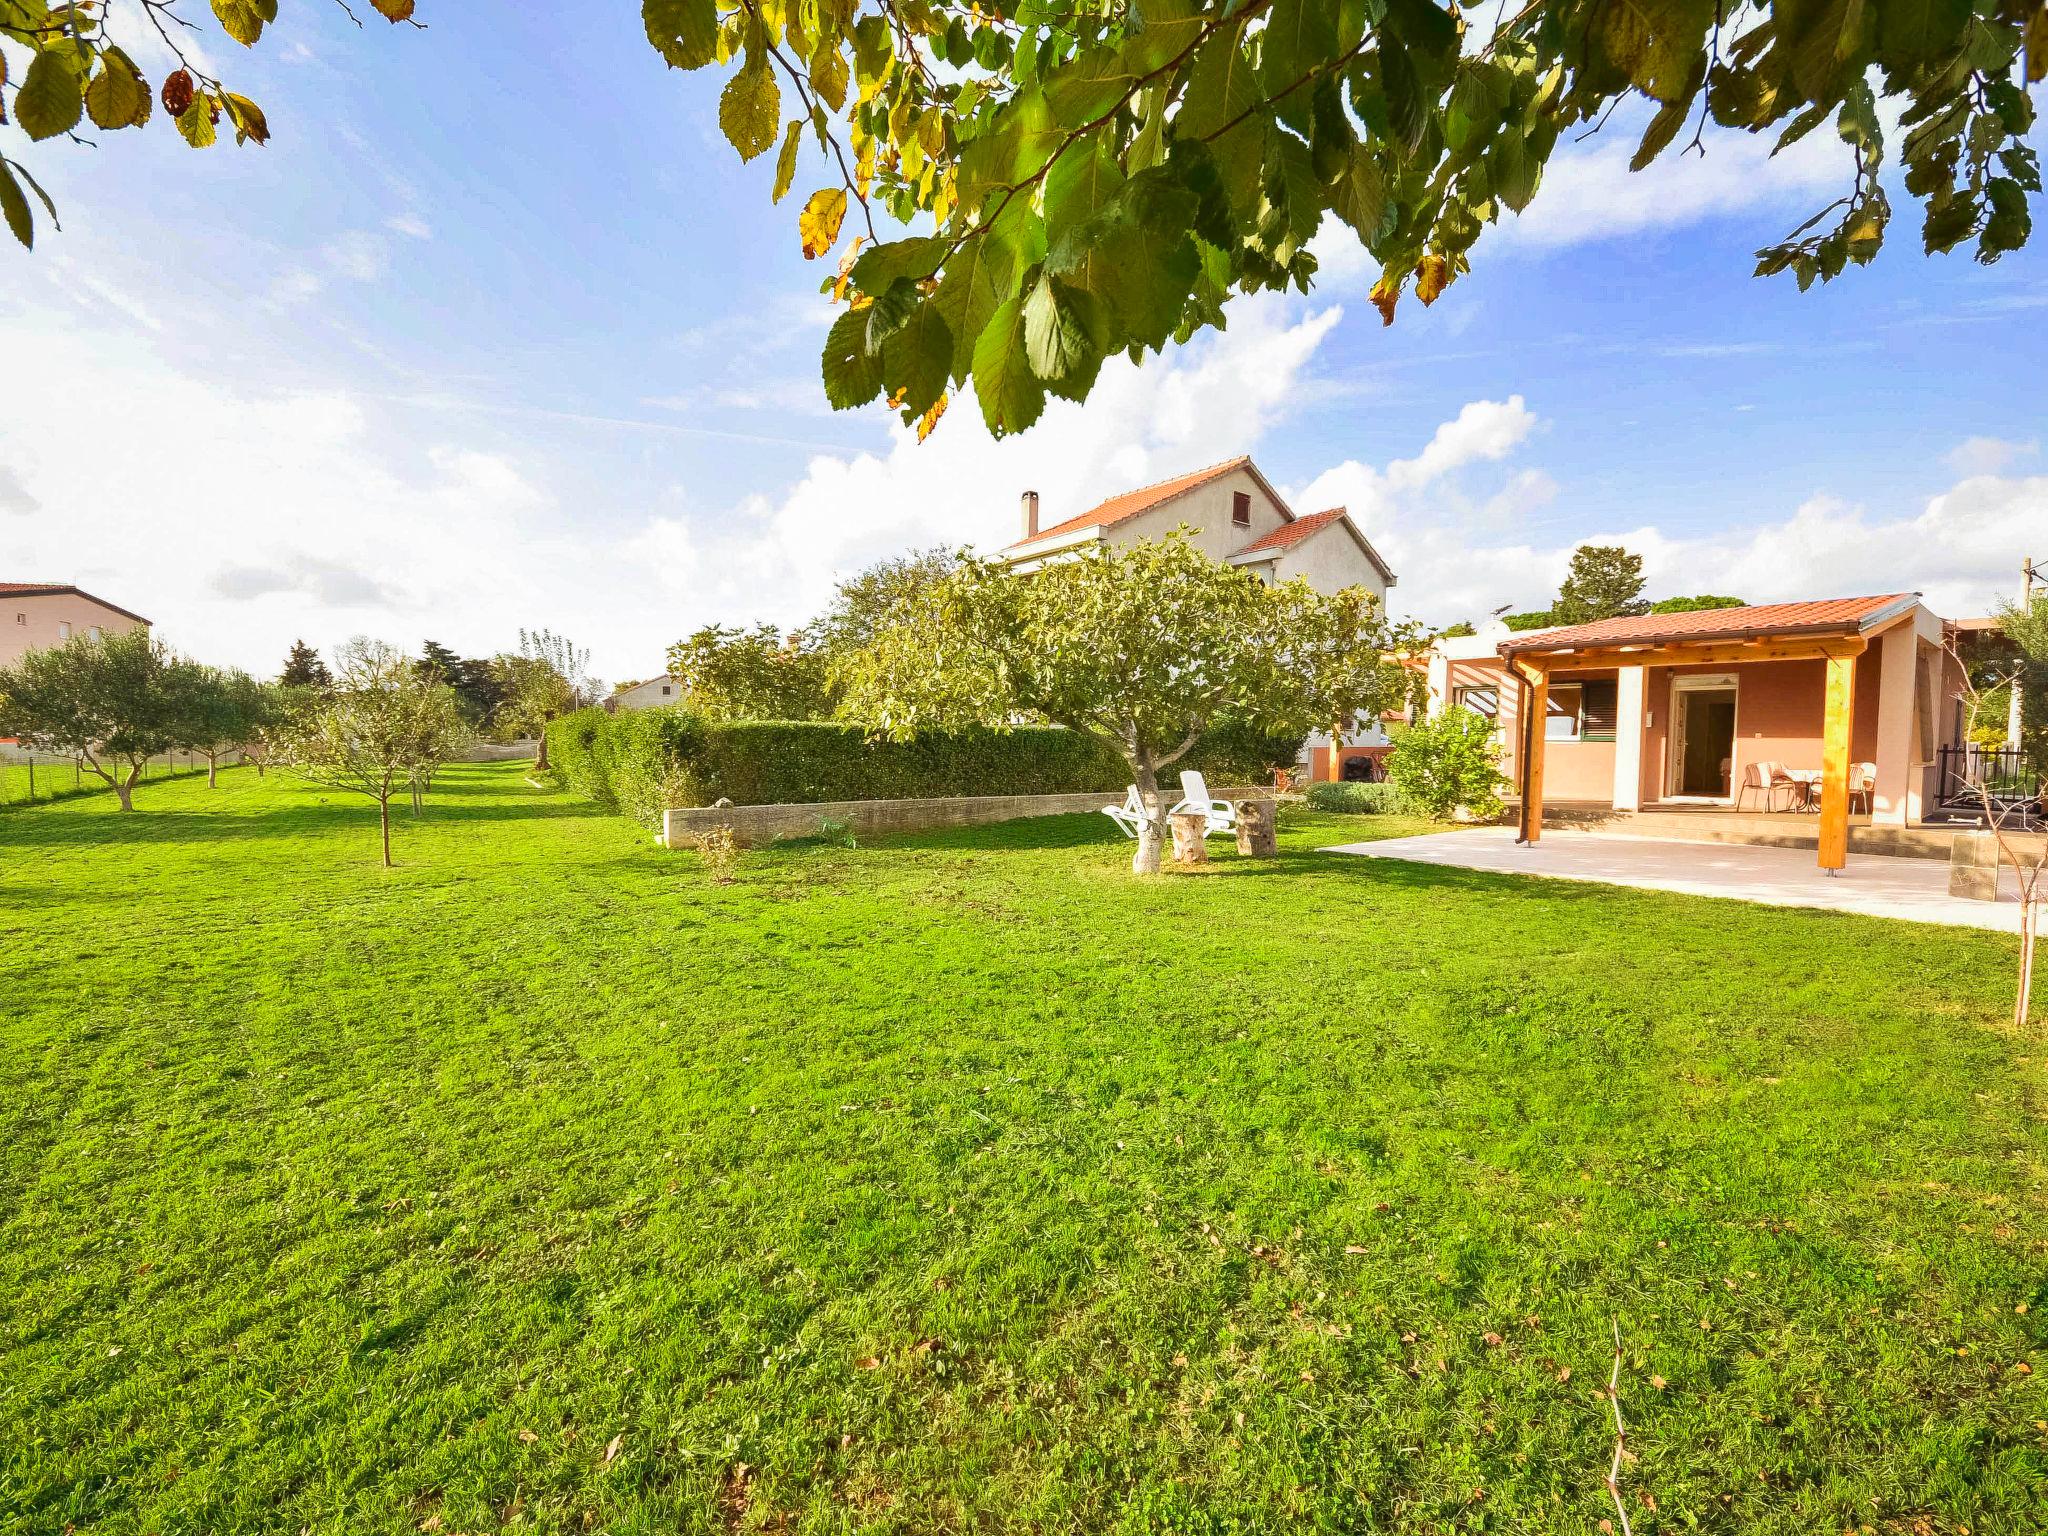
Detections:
1,583,150,671
1426,595,1972,867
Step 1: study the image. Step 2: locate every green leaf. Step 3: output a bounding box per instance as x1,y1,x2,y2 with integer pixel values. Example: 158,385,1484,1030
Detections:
0,159,34,249
971,295,1045,438
1488,133,1541,214
880,300,953,417
1177,20,1262,144
772,119,802,203
720,61,780,162
16,48,84,143
1259,0,1339,134
85,47,152,131
1043,44,1137,121
1092,171,1201,350
1378,39,1428,155
821,306,883,410
1022,273,1104,384
864,276,920,351
933,232,1018,378
1631,96,1692,171
644,0,719,70
1875,0,1970,68
1043,135,1127,293
1330,145,1389,238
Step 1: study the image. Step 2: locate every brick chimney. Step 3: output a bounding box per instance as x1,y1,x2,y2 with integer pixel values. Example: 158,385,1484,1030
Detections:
1021,489,1040,539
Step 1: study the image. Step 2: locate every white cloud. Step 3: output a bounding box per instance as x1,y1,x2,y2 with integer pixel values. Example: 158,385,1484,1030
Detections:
324,230,390,282
1945,434,2037,478
385,213,433,241
1503,119,1845,248
633,299,1347,640
1388,396,1538,490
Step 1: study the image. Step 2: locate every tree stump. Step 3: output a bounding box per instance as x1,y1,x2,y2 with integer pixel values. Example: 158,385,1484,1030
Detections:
1169,811,1209,866
1949,831,2000,901
1234,799,1278,857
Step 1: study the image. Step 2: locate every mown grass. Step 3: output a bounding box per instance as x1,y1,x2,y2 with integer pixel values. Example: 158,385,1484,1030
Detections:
2,764,2044,1535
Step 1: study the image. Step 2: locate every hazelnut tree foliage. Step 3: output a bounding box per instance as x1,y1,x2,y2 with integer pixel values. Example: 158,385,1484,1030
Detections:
6,0,2042,439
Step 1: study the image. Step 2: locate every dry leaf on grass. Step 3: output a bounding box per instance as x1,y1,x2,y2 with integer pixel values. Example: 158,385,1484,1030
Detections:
602,1433,624,1465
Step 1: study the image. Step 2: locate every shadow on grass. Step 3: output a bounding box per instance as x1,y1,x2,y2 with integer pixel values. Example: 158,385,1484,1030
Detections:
870,812,1126,852
0,787,606,852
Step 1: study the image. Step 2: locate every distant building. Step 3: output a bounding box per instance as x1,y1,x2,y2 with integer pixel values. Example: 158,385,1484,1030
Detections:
610,675,682,712
999,455,1396,599
1000,457,1400,780
1,583,149,670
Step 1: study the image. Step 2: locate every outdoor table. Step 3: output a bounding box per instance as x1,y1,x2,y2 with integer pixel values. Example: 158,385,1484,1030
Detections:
1783,768,1822,811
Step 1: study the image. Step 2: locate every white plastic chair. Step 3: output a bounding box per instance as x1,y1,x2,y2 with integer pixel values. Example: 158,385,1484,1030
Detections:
1169,770,1238,837
1101,785,1145,839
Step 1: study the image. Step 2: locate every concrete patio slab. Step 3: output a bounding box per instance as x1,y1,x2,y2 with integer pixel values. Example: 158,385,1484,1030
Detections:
1322,826,2032,932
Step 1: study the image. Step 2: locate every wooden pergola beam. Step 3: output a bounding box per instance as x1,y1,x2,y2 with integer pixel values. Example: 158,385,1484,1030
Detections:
1500,636,1867,673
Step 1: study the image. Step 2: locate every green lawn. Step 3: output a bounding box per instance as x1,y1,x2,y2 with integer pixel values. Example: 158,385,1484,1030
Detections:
3,764,2044,1535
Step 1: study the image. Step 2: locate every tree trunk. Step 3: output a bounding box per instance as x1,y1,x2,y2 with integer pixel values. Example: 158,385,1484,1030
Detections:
1169,811,1209,866
2019,897,2038,1030
114,777,134,812
206,752,218,788
1130,758,1166,875
380,796,392,867
534,731,551,772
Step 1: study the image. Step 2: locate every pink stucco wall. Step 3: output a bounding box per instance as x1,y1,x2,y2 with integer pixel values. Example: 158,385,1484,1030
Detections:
1,591,146,670
1447,647,1914,808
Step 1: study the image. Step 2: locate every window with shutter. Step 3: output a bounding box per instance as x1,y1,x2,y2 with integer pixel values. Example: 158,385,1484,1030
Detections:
1231,491,1251,526
1580,679,1619,741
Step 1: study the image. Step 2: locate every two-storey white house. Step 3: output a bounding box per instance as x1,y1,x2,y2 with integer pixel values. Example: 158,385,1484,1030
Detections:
999,456,1401,780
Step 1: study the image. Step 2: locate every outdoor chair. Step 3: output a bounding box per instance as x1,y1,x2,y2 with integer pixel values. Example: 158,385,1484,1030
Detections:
1850,762,1877,815
1734,759,1796,813
1170,771,1239,837
1101,785,1146,839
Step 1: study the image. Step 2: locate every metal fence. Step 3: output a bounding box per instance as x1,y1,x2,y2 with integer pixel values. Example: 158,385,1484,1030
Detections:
0,749,220,808
1934,743,2045,824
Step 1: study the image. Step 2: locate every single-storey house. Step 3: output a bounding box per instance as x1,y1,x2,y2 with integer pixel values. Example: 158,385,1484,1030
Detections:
1426,594,1971,869
1,582,149,670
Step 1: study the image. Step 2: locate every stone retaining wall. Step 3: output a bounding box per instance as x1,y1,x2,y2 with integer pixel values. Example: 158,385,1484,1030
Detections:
659,787,1273,848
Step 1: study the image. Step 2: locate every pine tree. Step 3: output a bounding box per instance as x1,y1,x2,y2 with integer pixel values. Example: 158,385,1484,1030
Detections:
279,640,332,691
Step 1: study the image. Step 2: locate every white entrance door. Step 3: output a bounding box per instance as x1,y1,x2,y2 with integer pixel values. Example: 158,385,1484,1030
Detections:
1668,675,1739,801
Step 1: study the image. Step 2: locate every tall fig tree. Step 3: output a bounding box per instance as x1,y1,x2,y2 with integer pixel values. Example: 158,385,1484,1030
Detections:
836,532,1416,873
0,626,200,811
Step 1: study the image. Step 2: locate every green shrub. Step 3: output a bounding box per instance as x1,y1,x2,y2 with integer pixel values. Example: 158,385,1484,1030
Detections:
544,707,1302,821
1385,709,1508,821
1302,780,1403,814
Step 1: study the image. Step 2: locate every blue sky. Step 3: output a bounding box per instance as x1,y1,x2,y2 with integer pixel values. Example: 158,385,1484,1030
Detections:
3,5,2043,681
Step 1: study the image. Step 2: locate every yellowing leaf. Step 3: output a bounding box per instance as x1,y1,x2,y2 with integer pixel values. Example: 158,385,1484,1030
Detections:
223,93,270,146
915,393,947,442
15,49,84,142
771,119,802,203
212,0,266,46
371,0,417,20
176,96,218,149
799,187,847,259
720,62,780,161
1415,253,1450,306
86,49,153,131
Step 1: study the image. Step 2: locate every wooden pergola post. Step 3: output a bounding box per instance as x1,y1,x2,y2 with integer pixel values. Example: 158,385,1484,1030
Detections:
1817,650,1858,872
1516,659,1549,844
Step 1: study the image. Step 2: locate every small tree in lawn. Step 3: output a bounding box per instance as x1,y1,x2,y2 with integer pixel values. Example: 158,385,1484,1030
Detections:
1949,627,2046,1029
0,627,199,811
404,678,472,814
837,533,1412,875
493,628,595,771
177,666,276,787
281,639,458,867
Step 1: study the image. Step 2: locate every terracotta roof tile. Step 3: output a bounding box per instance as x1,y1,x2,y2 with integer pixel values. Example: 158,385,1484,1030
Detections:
1500,594,1918,653
1233,507,1346,556
0,582,151,625
1008,456,1252,547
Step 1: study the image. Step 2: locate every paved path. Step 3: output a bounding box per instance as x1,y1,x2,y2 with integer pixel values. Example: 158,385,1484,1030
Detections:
1322,826,2032,932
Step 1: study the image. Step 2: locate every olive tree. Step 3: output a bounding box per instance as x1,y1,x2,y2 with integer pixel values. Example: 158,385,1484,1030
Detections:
492,628,596,771
0,626,199,811
278,638,466,867
836,531,1414,873
176,666,278,787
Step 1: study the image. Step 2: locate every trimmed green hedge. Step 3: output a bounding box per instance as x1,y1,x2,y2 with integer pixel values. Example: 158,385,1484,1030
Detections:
545,708,1300,824
1302,780,1406,814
